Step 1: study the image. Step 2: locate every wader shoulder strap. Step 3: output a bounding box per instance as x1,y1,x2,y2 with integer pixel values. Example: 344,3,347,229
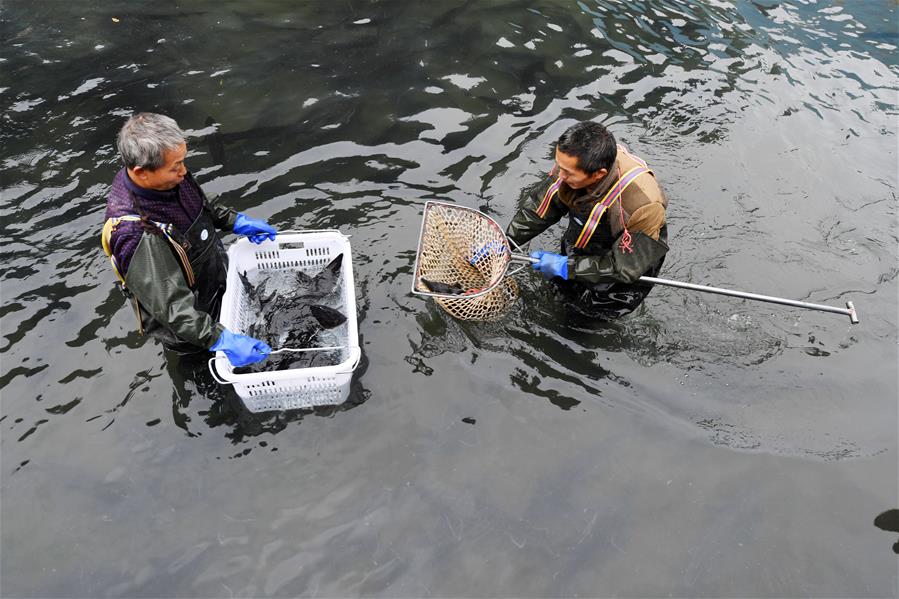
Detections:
538,146,651,221
536,174,564,218
573,166,651,249
101,215,196,287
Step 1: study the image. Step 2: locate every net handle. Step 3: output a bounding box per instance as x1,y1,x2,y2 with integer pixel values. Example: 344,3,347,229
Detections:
508,236,538,262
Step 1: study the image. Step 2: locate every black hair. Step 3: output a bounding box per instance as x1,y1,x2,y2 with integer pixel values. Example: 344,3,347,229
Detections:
556,121,617,174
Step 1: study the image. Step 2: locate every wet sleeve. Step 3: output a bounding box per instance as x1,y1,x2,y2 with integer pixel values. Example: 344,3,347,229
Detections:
505,182,567,247
124,235,224,348
569,231,669,285
204,192,238,231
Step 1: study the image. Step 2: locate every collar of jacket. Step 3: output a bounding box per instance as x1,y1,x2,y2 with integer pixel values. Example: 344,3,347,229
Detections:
558,159,620,214
123,170,180,202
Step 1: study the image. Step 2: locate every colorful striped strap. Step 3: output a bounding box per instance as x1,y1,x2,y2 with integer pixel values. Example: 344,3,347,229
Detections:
536,175,564,218
101,215,195,287
573,166,650,249
538,146,647,219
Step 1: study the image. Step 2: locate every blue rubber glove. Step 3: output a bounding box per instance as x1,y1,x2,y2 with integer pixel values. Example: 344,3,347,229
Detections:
233,213,276,244
210,329,271,366
530,250,569,280
469,240,507,265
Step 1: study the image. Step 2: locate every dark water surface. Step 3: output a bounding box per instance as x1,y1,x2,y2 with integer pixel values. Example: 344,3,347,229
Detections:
2,1,897,596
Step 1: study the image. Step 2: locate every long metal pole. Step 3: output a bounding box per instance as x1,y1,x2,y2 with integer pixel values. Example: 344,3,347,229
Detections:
640,277,858,324
510,254,858,323
639,276,858,323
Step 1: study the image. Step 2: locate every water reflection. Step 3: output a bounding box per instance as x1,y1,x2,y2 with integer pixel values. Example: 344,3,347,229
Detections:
164,349,371,444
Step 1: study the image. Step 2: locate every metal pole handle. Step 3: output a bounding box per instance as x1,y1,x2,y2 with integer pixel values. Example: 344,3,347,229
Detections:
639,276,858,323
512,252,858,323
510,253,538,264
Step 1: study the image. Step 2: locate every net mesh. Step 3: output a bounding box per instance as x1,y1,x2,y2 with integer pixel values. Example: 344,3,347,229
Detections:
412,202,519,321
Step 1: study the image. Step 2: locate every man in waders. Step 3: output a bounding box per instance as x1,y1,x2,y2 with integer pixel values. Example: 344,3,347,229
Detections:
506,121,669,319
101,112,275,366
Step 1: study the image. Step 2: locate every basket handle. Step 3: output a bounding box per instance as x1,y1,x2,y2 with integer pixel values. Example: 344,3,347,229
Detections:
276,229,350,237
342,346,362,374
207,346,361,383
269,345,344,354
208,356,233,385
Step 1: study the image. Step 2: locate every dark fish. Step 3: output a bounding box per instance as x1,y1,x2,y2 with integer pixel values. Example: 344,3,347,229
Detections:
238,270,254,296
234,300,345,375
262,296,347,347
248,256,343,307
420,277,465,295
310,304,347,328
264,301,315,346
234,259,348,373
254,269,302,309
256,279,277,308
305,253,343,298
294,270,314,288
239,271,265,335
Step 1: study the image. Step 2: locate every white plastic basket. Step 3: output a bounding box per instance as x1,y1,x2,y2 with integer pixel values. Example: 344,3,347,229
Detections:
209,230,361,413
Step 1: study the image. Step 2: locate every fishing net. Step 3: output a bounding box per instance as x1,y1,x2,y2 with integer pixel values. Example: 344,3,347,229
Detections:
411,201,524,321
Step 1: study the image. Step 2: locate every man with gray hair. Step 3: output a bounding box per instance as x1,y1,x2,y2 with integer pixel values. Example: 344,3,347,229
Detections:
101,112,276,366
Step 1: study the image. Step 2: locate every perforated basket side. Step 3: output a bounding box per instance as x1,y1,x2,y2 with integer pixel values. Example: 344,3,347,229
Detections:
233,371,353,412
252,242,339,271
